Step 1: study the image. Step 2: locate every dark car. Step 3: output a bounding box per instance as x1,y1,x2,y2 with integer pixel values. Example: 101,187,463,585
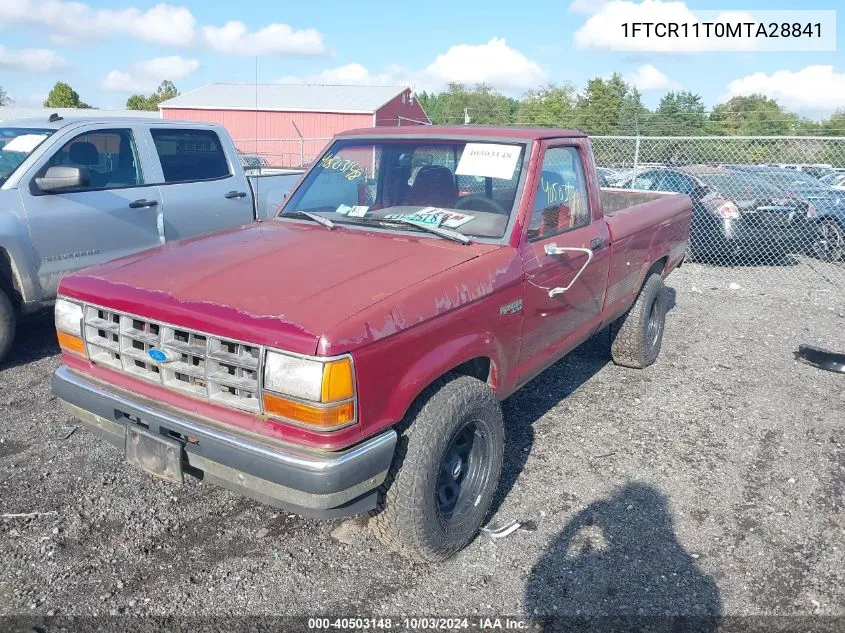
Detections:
620,166,816,263
729,166,844,261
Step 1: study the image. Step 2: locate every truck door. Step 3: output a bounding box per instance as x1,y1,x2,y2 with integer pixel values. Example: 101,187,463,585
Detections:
145,127,254,240
517,143,611,377
19,124,162,299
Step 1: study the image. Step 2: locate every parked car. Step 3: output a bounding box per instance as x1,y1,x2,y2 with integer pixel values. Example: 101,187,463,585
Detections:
618,166,816,262
820,172,845,191
730,166,844,261
51,125,691,561
0,115,303,362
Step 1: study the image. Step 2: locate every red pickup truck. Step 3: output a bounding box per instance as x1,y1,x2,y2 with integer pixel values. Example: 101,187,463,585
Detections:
52,126,691,561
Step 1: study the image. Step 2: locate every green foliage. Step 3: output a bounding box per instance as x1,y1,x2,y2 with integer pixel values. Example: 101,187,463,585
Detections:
707,94,799,136
647,91,707,136
126,80,180,111
516,83,576,127
44,82,92,109
417,83,518,125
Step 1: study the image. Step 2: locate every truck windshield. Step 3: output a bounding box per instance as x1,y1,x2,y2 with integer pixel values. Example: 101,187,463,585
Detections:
0,127,53,184
280,139,526,239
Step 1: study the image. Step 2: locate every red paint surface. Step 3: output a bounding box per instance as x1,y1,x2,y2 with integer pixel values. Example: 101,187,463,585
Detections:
58,127,691,452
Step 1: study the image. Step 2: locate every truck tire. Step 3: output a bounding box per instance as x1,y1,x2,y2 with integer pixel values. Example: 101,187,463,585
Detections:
0,287,16,365
609,273,666,369
369,373,504,562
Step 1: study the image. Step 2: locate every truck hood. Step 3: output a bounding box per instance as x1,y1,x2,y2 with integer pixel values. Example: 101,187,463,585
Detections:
60,221,496,355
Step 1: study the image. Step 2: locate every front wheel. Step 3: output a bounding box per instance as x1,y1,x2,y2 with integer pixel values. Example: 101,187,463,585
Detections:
0,287,16,365
369,374,504,562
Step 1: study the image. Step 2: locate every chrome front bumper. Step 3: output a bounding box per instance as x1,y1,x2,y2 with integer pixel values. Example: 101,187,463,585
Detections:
51,366,397,518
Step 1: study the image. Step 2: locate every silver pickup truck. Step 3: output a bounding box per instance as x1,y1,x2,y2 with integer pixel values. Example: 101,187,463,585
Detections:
0,115,304,363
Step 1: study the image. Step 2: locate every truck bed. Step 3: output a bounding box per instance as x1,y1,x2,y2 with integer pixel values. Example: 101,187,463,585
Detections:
600,188,692,325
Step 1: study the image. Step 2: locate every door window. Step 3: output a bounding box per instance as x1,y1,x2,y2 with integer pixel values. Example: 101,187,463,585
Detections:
527,147,590,241
150,129,231,183
43,129,143,191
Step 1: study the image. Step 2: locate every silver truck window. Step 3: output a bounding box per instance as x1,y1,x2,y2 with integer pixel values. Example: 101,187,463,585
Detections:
528,147,590,241
44,128,143,191
150,129,231,183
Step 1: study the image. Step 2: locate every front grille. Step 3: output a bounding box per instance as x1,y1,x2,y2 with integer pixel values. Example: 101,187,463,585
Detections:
83,305,262,413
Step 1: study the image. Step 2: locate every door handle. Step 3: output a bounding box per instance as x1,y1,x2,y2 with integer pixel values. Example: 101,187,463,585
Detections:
590,237,604,251
225,191,247,199
128,199,158,209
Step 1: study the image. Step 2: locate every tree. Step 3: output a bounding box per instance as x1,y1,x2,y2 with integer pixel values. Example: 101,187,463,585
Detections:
516,84,576,127
126,80,180,111
574,73,642,135
0,86,11,106
707,94,797,136
44,82,92,109
648,91,707,136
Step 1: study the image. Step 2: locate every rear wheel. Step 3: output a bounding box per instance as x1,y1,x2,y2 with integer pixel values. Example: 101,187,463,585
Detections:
0,287,16,365
812,219,844,262
610,273,667,369
369,374,504,562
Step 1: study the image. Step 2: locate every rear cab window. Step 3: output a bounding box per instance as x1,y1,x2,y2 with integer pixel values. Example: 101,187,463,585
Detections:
150,129,231,183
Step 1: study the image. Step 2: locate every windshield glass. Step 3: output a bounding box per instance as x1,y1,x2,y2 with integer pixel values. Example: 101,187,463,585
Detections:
280,139,527,239
0,127,53,184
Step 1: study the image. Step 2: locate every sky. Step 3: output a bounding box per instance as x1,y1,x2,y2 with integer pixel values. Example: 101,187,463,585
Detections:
0,0,842,119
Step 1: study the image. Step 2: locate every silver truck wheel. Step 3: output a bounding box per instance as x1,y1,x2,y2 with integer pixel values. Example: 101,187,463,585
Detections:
369,373,504,562
0,288,16,365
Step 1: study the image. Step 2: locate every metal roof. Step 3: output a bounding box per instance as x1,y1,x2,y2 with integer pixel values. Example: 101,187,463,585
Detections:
158,83,409,114
0,107,159,124
338,125,587,140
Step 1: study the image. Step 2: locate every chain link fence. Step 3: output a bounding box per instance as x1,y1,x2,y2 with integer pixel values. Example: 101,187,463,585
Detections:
233,138,332,169
234,133,845,288
590,135,845,287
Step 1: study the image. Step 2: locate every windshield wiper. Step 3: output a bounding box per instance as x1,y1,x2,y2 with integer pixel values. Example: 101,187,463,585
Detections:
359,217,471,244
281,211,335,229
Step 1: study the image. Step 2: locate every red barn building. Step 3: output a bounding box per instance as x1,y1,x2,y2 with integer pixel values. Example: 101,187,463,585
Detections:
159,83,430,167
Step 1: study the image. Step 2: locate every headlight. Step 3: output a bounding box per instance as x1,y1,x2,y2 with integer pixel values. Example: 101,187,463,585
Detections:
55,298,83,335
262,351,356,430
55,298,86,357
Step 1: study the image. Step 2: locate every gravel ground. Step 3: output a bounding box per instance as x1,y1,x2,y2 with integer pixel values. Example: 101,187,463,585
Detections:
1,262,843,626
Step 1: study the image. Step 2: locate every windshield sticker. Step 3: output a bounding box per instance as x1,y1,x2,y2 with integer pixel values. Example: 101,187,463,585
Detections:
384,208,475,229
456,143,521,180
320,152,363,181
336,204,353,215
348,205,369,217
2,134,48,154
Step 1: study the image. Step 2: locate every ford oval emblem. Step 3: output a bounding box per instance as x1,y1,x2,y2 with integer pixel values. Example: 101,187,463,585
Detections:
147,348,176,364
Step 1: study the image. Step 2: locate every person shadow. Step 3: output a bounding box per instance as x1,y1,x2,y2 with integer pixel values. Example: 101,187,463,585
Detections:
524,482,721,633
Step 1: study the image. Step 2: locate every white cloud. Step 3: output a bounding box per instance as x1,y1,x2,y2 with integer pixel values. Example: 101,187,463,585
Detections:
624,64,679,91
278,63,406,86
102,56,199,93
723,65,845,117
0,0,196,46
574,0,758,53
423,38,546,90
277,39,545,94
0,45,67,73
202,21,325,56
568,0,608,14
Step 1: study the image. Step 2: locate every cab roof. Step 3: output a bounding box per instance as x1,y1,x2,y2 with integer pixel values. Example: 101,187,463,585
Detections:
337,125,587,141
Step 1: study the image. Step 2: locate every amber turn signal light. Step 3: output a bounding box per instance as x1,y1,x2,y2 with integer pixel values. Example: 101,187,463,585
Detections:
57,331,86,356
321,357,354,402
262,392,355,430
